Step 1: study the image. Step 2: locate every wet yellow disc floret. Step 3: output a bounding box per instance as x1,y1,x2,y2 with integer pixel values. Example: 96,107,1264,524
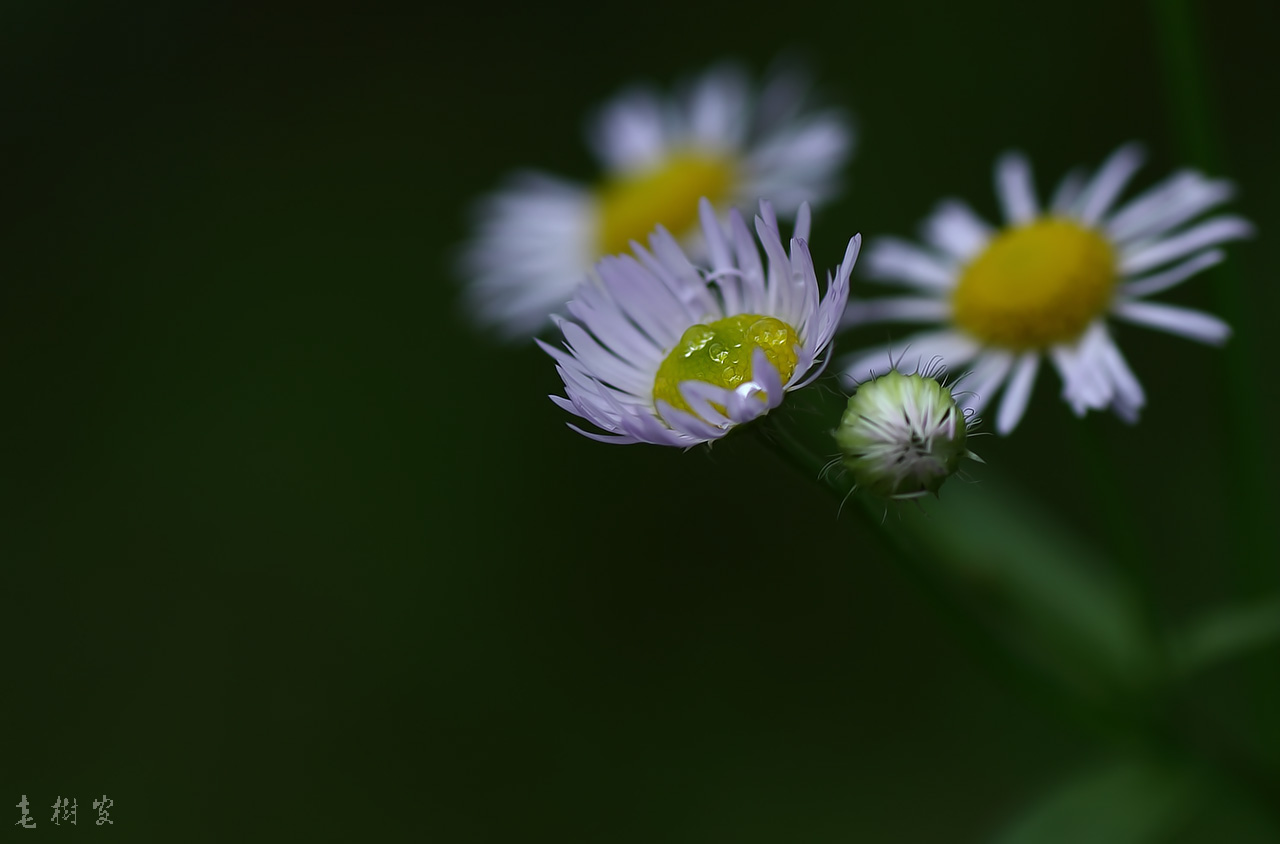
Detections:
597,152,736,257
952,218,1117,350
653,314,800,418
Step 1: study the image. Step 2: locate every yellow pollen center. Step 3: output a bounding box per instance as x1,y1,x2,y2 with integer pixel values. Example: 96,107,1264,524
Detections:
951,218,1117,349
653,314,799,420
597,152,736,256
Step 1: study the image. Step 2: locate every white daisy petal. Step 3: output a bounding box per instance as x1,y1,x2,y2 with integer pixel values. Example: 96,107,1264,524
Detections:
750,346,786,406
1121,249,1225,298
1112,300,1232,345
842,330,981,387
1049,323,1112,415
843,297,952,326
807,234,860,355
952,351,1015,417
687,64,750,149
1049,166,1088,214
786,236,821,334
698,197,735,276
461,62,855,338
793,202,812,244
745,116,854,210
1105,171,1235,243
1077,142,1145,225
676,381,733,427
1097,334,1146,422
728,209,767,306
548,201,856,446
1120,215,1253,274
845,142,1246,431
588,87,669,172
654,400,729,442
921,199,994,261
995,151,1038,224
862,238,957,289
459,174,594,338
996,352,1041,435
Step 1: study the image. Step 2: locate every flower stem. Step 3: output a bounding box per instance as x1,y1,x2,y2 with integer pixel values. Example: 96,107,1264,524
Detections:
1148,0,1277,587
753,414,1119,740
755,404,1280,822
1149,0,1280,771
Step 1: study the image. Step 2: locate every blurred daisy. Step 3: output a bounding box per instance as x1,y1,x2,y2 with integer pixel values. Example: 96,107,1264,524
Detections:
462,62,854,338
541,199,860,446
841,143,1252,434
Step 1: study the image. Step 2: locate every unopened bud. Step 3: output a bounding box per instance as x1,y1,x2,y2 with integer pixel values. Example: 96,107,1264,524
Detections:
834,370,981,500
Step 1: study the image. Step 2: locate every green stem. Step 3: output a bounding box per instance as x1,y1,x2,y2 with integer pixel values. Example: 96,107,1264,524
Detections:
755,410,1280,820
754,417,1121,740
1149,0,1280,778
1148,0,1276,587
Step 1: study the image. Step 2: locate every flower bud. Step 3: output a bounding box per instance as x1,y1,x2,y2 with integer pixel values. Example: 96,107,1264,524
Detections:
834,370,980,500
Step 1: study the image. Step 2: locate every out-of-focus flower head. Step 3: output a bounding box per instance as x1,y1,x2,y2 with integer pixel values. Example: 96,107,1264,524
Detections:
462,61,854,339
841,143,1251,434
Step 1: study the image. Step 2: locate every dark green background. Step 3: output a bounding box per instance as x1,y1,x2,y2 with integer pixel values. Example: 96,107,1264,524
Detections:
3,0,1277,839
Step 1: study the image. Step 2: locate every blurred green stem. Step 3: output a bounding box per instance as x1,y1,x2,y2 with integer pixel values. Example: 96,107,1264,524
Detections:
753,417,1114,739
1150,0,1280,774
1149,0,1276,584
755,411,1280,821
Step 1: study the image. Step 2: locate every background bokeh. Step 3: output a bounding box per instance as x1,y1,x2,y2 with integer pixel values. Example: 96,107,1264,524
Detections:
3,0,1277,839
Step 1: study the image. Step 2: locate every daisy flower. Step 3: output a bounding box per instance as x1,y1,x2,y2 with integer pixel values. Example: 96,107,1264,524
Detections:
840,143,1253,434
541,199,860,446
461,62,854,339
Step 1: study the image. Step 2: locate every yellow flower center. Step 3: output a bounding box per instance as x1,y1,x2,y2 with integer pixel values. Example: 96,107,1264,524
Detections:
653,314,799,419
951,218,1117,350
597,152,736,257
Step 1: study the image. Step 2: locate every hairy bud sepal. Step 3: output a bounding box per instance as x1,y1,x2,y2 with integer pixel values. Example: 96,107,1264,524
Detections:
834,371,979,500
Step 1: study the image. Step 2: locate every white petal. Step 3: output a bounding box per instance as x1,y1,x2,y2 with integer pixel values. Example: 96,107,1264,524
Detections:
1106,171,1236,244
742,116,854,211
1049,323,1111,415
921,199,993,261
1097,335,1146,422
785,236,820,334
1121,249,1225,298
677,381,733,427
1077,142,1145,225
459,175,595,337
1049,167,1088,214
841,330,980,387
842,297,951,326
1112,300,1232,345
996,352,1041,435
808,234,860,353
699,197,734,277
995,151,1038,224
687,64,750,148
862,237,957,290
1120,216,1253,275
586,88,667,172
793,202,812,243
952,351,1014,417
751,346,785,406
